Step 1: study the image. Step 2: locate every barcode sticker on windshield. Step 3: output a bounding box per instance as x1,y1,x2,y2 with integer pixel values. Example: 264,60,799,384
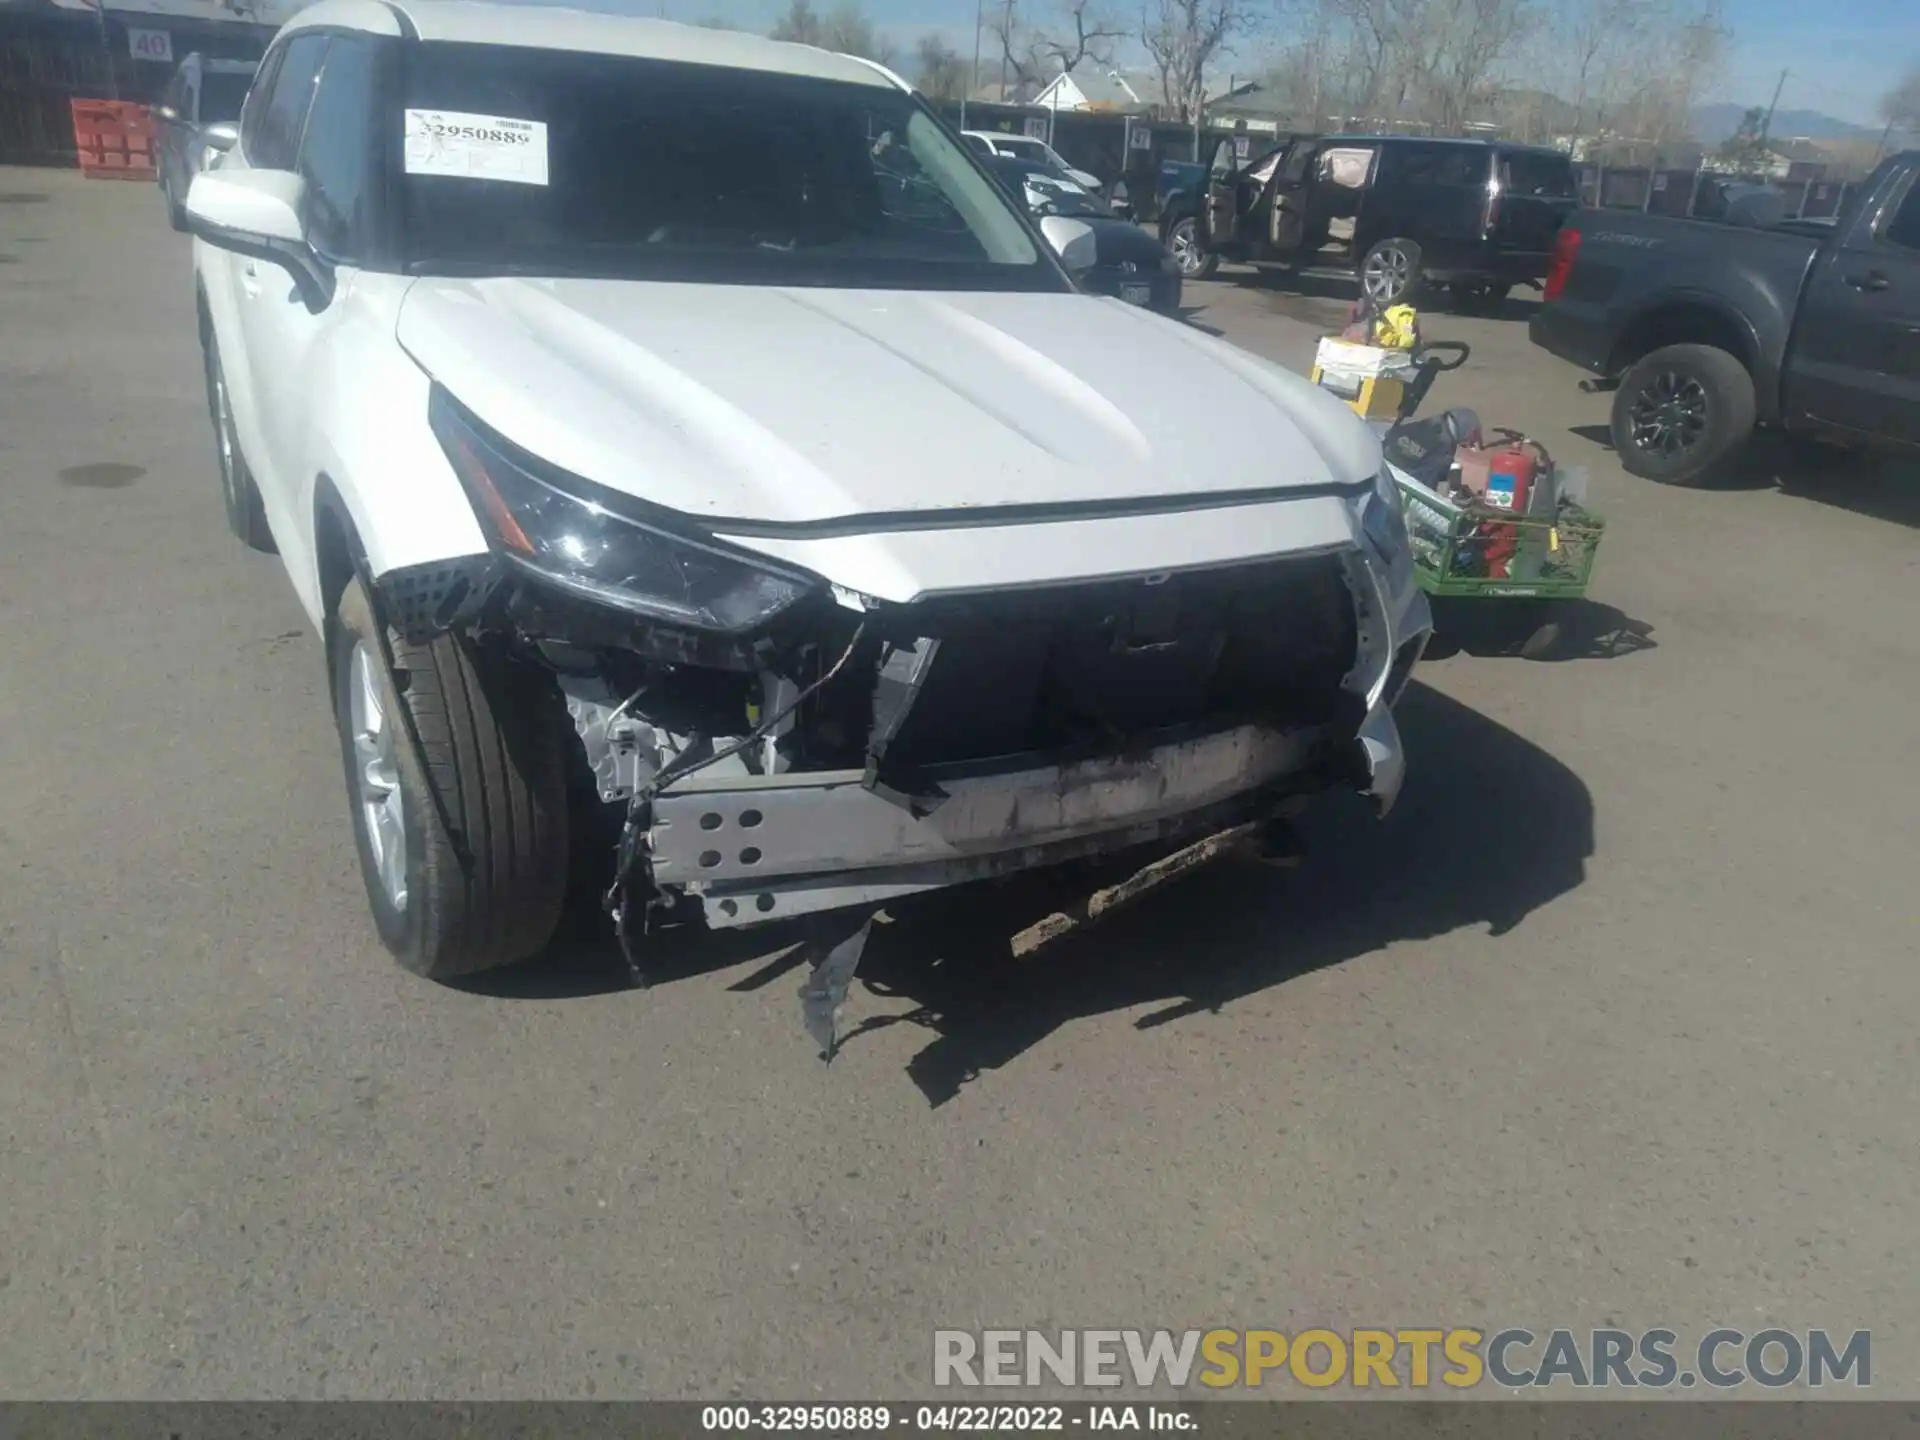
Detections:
404,110,549,186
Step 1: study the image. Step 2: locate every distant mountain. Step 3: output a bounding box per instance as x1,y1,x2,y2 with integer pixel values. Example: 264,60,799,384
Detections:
1690,103,1881,145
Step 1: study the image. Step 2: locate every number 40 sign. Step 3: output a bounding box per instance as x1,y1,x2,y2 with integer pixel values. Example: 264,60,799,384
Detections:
128,27,174,64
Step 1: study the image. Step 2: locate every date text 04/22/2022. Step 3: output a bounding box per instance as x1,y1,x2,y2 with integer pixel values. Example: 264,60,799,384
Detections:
700,1404,1195,1432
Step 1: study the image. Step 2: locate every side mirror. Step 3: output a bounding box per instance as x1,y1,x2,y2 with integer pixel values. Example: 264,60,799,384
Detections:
202,121,239,152
1039,214,1098,274
184,168,333,309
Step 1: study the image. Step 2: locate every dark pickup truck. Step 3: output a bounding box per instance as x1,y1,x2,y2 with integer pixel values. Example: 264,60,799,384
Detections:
1530,151,1920,487
1157,158,1212,276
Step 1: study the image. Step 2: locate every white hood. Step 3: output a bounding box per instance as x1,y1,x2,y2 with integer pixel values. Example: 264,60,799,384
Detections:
394,278,1381,533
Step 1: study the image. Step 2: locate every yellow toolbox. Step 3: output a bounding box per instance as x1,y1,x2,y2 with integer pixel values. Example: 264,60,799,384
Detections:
1310,337,1417,421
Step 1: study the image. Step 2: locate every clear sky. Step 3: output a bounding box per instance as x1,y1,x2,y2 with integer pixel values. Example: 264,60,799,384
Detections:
1705,0,1915,127
529,0,1916,129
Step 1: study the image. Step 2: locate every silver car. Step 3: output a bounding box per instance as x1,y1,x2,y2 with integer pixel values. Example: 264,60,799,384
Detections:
154,54,257,231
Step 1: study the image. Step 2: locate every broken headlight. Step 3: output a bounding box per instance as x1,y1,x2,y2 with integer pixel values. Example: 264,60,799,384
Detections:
429,388,816,633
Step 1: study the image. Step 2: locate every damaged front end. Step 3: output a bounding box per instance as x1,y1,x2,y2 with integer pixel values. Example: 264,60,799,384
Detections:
382,386,1427,1045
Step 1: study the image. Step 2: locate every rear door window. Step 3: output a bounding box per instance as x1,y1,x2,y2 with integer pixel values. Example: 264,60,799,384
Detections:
1384,142,1441,184
1383,143,1484,188
1433,148,1486,187
1500,151,1577,199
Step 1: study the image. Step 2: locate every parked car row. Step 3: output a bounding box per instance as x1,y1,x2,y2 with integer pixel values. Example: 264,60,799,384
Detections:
170,3,1429,994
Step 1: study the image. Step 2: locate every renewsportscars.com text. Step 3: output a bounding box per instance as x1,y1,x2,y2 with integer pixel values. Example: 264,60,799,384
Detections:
933,1328,1871,1391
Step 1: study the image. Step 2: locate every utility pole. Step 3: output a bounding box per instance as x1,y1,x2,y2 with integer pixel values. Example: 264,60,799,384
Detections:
998,0,1013,102
1758,68,1787,148
1870,115,1896,168
963,0,983,128
89,0,119,100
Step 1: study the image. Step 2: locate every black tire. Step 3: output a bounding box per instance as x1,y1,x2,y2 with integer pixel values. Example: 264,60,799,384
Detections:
1452,281,1510,315
1359,238,1422,306
331,577,570,981
1609,343,1757,488
202,336,276,552
1166,217,1217,280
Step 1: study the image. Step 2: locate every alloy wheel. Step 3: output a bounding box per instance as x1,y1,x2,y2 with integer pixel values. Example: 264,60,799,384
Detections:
1627,371,1709,459
1169,220,1204,278
349,640,410,913
1363,245,1413,303
210,356,239,513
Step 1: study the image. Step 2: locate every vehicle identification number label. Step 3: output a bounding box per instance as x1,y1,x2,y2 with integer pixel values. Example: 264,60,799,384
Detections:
403,110,549,186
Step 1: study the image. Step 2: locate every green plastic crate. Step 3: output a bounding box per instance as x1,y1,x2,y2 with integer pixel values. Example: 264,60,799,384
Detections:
1396,474,1606,600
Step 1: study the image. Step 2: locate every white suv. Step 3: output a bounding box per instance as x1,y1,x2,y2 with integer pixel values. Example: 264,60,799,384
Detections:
185,0,1429,1001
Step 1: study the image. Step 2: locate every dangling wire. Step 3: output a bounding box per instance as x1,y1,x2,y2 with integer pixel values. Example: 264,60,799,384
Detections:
604,621,868,986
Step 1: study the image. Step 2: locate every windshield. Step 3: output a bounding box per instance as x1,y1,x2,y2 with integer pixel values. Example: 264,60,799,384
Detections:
198,70,254,123
398,43,1054,289
994,162,1106,218
997,137,1049,161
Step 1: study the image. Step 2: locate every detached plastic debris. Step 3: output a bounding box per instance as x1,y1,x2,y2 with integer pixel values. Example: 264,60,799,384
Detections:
797,911,879,1063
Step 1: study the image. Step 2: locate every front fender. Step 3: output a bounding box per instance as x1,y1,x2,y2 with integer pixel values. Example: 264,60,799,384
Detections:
296,274,488,627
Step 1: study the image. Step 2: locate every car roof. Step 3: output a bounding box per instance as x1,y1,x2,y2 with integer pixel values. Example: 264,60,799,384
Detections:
180,52,258,73
1316,133,1566,157
281,0,899,89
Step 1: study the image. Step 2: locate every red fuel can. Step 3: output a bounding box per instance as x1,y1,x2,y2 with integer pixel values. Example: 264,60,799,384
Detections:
1481,444,1540,580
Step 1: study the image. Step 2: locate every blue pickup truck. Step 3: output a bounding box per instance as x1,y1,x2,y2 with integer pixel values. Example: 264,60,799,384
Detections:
1156,159,1212,277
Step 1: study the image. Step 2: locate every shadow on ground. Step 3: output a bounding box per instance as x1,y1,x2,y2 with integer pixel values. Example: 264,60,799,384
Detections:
1758,444,1920,531
1229,266,1541,323
1569,425,1920,530
1424,596,1657,662
467,685,1594,1106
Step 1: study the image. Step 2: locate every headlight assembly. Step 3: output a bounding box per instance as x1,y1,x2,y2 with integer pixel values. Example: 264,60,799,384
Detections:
429,388,817,634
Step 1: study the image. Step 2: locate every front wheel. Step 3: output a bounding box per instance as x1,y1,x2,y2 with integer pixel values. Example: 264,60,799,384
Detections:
331,578,571,981
1360,238,1422,306
1166,217,1217,280
1609,343,1757,488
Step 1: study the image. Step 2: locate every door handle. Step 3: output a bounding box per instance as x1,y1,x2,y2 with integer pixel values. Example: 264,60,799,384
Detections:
1844,272,1890,292
240,259,261,298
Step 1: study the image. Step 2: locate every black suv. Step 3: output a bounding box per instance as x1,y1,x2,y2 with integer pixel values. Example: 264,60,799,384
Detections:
1194,134,1579,308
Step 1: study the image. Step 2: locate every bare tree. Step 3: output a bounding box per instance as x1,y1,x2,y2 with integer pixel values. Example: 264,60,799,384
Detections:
1403,0,1538,133
1880,62,1920,144
1141,0,1258,122
1322,0,1421,126
990,0,1125,99
914,33,970,100
771,0,897,65
1548,0,1640,136
769,0,823,43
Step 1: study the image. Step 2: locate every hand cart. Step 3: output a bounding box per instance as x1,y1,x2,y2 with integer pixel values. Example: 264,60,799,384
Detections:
1374,341,1608,660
